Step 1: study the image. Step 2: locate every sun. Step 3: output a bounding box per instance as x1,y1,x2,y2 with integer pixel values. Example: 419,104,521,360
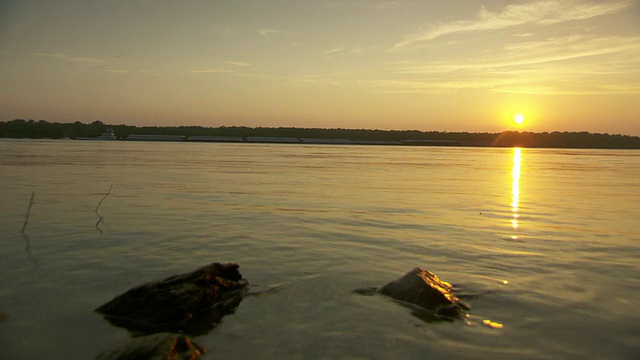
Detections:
514,114,525,125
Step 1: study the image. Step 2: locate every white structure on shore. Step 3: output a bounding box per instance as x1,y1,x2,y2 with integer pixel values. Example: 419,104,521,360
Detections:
76,128,116,140
186,136,243,142
124,134,185,142
246,137,301,143
300,138,354,144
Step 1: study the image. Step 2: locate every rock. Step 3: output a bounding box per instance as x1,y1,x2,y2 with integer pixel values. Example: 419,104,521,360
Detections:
96,334,205,360
357,267,470,322
96,262,249,335
0,311,8,322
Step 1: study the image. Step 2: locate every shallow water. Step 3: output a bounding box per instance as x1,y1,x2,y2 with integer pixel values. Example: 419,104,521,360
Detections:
0,139,639,359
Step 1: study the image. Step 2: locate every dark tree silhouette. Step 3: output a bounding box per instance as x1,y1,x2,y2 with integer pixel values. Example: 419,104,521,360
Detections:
0,119,638,149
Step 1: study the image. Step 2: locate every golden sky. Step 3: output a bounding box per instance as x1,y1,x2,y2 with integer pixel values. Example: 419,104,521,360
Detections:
1,0,639,135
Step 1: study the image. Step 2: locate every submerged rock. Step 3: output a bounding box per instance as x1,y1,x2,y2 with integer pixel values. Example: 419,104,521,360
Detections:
96,334,205,360
0,311,8,322
96,262,249,335
356,267,470,322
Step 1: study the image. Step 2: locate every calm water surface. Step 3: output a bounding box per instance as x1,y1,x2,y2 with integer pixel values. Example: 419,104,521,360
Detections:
0,139,639,359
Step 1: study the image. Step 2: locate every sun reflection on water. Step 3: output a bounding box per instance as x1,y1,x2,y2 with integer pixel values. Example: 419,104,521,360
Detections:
483,319,505,329
511,148,521,231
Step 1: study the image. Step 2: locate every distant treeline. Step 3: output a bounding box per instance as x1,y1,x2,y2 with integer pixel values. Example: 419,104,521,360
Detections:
1,119,639,149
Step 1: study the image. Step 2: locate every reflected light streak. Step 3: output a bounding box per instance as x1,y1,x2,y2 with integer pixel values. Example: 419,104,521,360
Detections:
511,148,521,230
483,319,505,329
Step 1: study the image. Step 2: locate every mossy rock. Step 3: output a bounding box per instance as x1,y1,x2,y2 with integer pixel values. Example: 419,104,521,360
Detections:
96,262,248,335
355,267,470,322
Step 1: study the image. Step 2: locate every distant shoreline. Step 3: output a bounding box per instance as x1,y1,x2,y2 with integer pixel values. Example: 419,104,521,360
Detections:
1,119,639,149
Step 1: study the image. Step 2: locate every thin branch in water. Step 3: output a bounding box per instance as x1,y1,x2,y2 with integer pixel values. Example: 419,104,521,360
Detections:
95,184,113,213
96,216,105,234
20,191,36,263
22,231,34,262
95,185,113,234
21,191,35,234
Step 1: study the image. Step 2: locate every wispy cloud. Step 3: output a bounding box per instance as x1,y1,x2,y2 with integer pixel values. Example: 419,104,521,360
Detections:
394,0,633,49
325,47,344,55
224,60,251,67
191,61,250,74
33,53,157,75
34,52,104,63
396,36,640,73
234,72,343,86
387,34,640,94
374,0,400,9
513,32,534,38
258,28,280,36
190,67,235,74
325,46,368,56
103,69,129,74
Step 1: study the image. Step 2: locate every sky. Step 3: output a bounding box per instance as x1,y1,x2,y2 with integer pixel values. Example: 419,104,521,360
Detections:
1,0,639,135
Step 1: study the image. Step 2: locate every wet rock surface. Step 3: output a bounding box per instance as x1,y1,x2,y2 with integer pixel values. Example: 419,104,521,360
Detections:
356,267,470,322
95,334,206,360
96,262,249,335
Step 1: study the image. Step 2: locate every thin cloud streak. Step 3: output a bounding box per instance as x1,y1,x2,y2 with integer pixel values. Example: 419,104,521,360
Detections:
381,32,640,95
374,0,400,9
190,68,235,74
392,36,640,74
224,61,251,67
232,72,343,86
258,28,280,36
325,47,344,55
103,69,129,74
33,52,104,63
354,74,640,96
394,0,633,49
191,61,250,74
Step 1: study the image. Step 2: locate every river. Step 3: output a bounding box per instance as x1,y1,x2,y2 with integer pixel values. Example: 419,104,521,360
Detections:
0,139,638,359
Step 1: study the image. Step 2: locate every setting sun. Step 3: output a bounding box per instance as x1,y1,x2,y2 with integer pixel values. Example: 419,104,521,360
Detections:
514,114,525,125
